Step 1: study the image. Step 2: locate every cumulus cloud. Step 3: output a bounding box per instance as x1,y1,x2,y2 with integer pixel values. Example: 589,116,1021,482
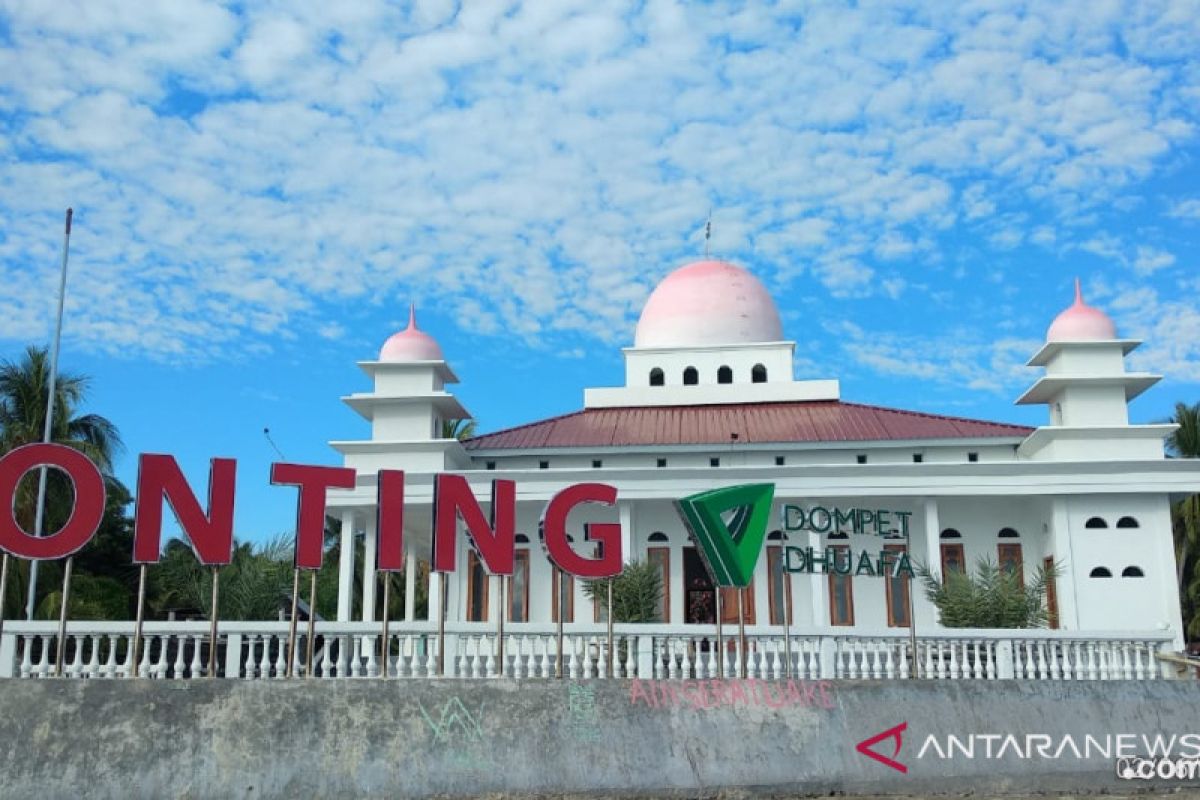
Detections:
0,0,1197,393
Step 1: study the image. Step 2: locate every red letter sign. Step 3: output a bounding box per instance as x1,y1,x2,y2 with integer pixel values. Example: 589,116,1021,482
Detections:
0,443,105,560
539,483,622,579
133,454,236,565
432,475,514,575
376,469,405,572
271,463,357,570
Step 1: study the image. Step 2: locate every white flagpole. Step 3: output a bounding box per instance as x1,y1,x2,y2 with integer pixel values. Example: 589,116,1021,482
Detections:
26,208,73,621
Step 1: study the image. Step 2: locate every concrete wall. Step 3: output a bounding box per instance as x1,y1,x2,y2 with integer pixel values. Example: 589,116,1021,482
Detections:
2,679,1199,799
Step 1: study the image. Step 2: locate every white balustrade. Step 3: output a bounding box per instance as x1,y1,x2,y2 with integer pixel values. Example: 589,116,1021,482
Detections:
0,621,1177,683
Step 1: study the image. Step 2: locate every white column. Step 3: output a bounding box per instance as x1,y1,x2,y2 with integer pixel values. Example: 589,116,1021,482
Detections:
620,501,634,564
922,497,941,629
336,509,356,622
429,571,443,623
1050,498,1080,630
1150,501,1186,651
923,498,940,575
669,544,684,625
753,548,770,627
361,513,377,621
808,530,827,626
404,549,417,623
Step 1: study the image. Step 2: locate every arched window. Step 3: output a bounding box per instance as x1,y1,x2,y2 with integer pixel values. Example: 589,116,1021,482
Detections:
940,528,962,539
1121,566,1144,577
649,368,664,386
998,527,1019,538
1116,516,1139,529
751,364,767,383
1089,567,1113,578
1084,517,1108,529
515,533,530,544
717,365,733,384
647,531,669,543
683,367,699,385
767,530,786,541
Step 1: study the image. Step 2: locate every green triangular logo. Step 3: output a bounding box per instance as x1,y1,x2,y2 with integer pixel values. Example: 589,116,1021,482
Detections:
674,483,775,588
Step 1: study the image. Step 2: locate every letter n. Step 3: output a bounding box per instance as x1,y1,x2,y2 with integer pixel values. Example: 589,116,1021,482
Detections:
432,475,514,575
134,454,236,565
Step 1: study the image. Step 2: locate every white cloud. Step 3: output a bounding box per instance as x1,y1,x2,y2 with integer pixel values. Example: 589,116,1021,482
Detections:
1133,246,1176,275
1169,198,1200,220
0,0,1195,384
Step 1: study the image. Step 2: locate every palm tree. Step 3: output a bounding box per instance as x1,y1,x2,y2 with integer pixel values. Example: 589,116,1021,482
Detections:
0,345,123,617
1167,402,1200,591
583,560,663,623
441,418,476,440
917,557,1059,629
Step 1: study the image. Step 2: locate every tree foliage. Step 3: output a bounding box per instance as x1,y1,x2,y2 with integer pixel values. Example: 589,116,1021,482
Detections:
583,560,663,623
441,418,476,441
0,345,124,619
918,557,1059,629
1168,401,1200,639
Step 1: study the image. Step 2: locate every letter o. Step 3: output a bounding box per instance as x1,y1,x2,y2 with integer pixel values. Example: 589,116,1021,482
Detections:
0,443,106,559
1158,759,1176,780
809,506,831,533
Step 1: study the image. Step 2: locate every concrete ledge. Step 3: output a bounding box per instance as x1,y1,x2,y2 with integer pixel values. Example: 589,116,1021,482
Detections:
1,679,1198,799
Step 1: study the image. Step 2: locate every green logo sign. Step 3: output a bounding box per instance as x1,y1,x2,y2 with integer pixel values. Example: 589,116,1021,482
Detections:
674,483,775,588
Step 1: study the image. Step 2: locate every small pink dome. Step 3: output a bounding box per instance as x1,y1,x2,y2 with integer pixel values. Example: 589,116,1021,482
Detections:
379,305,444,361
1046,279,1117,342
635,260,783,347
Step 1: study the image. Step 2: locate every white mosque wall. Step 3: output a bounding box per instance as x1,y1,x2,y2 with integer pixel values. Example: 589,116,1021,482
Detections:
1022,433,1168,462
1056,384,1130,426
468,443,1021,473
370,402,440,440
1065,495,1178,633
1043,345,1128,376
622,342,795,388
366,364,446,394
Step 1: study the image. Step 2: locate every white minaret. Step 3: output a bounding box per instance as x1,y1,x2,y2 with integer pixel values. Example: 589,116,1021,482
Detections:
327,305,471,622
1016,279,1172,461
331,305,472,473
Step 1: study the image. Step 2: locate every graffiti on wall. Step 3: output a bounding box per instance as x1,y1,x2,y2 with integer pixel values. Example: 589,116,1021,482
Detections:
629,678,837,711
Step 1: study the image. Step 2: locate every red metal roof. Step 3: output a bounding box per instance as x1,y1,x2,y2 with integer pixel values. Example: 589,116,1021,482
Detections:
463,401,1033,450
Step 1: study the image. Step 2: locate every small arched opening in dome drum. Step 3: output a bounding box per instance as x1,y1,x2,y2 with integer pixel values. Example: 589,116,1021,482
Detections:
683,367,699,385
649,367,664,386
717,365,732,384
751,364,767,383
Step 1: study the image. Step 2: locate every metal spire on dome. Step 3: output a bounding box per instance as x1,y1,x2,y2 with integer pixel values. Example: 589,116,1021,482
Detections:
1074,277,1083,305
407,303,417,330
704,208,712,258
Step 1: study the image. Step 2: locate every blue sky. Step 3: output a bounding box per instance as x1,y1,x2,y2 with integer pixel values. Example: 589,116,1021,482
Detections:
1,1,1199,543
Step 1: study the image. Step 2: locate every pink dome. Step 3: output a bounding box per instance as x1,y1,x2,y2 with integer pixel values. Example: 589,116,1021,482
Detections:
1046,279,1117,342
379,305,444,361
634,260,783,347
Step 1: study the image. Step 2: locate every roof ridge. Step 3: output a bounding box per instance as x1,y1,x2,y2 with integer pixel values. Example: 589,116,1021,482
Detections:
836,400,1032,431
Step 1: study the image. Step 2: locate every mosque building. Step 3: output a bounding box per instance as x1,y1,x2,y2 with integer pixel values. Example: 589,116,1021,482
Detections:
326,260,1198,651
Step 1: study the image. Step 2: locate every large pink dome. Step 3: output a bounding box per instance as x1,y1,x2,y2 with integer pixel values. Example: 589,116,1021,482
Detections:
379,305,444,361
634,260,783,347
1046,279,1117,342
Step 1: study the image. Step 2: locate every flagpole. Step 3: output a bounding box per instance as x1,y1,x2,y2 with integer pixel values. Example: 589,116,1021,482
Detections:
26,208,73,621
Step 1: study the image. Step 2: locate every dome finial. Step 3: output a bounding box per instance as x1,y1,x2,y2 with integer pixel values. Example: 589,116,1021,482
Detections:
1046,277,1117,342
379,303,444,361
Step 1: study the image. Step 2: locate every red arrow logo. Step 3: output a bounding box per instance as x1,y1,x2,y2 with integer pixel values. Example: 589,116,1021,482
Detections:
856,722,908,774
